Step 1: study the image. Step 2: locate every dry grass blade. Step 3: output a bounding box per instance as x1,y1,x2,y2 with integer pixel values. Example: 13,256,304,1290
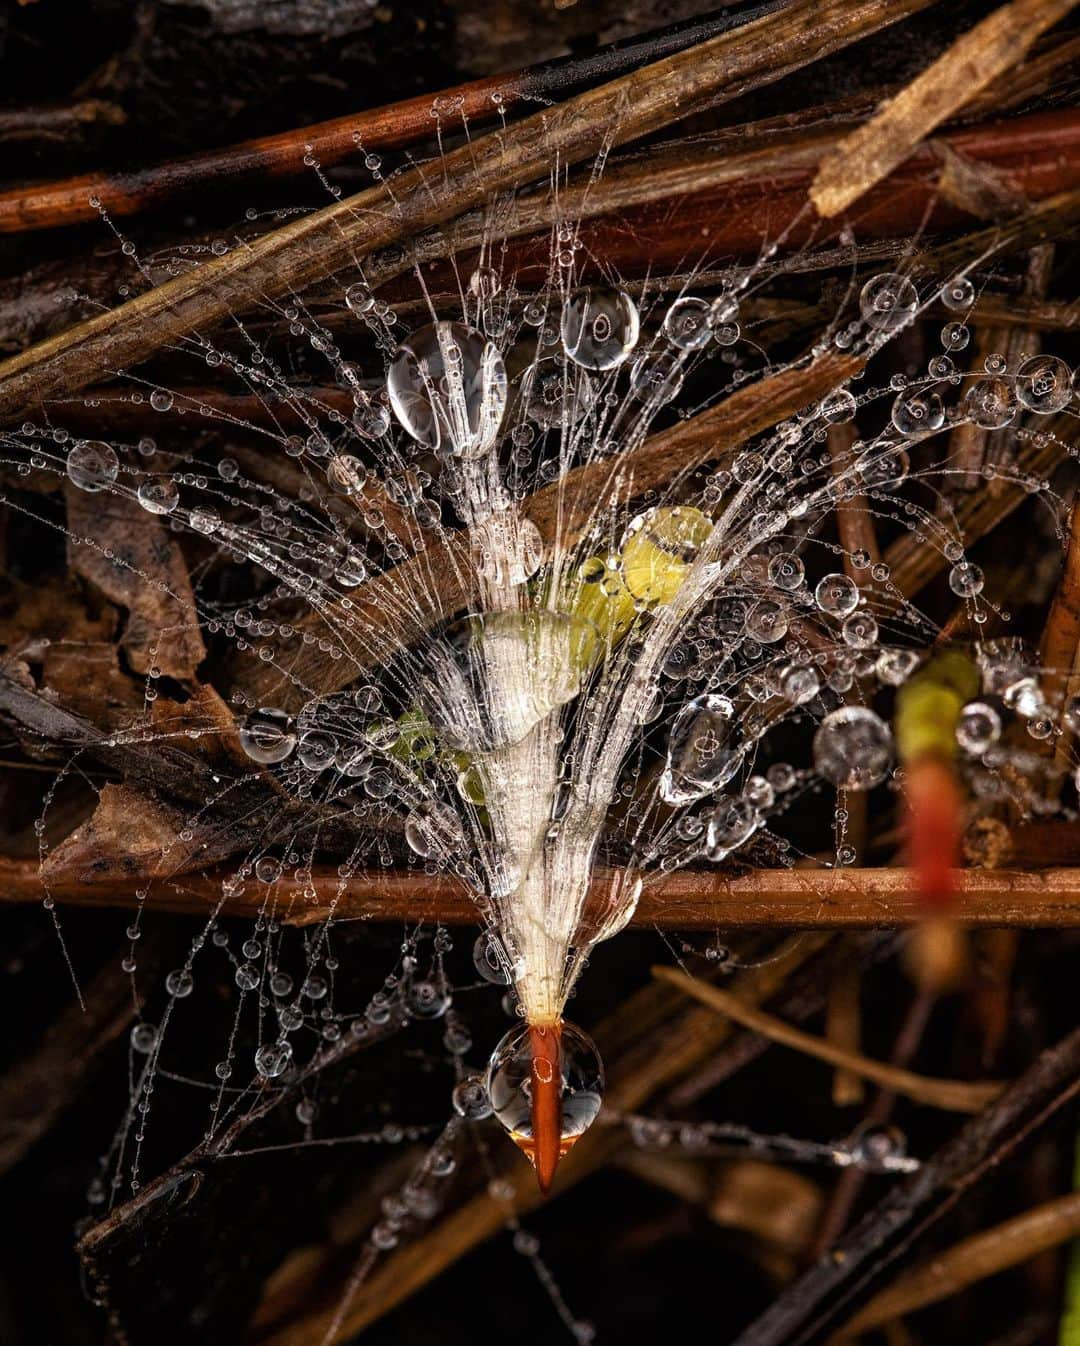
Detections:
652,966,1004,1111
828,1191,1080,1341
0,0,934,429
811,0,1080,217
730,1024,1080,1346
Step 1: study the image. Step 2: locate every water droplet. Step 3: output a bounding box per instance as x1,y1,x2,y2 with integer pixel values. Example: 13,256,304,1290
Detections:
662,296,712,351
130,1022,158,1053
327,454,368,496
240,708,297,764
948,561,984,597
166,969,194,998
940,322,969,352
1016,355,1072,414
661,694,739,804
956,700,1001,753
941,276,974,311
405,977,452,1018
388,321,506,457
820,388,857,424
629,348,685,405
966,377,1016,429
815,572,859,617
473,931,518,984
255,1042,292,1078
859,273,918,334
345,282,374,314
67,441,119,493
137,478,179,515
561,289,639,371
813,707,893,790
705,796,760,860
485,1021,603,1163
891,387,945,436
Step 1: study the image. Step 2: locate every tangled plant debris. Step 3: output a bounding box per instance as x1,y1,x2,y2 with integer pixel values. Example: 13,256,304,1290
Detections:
0,2,1079,1344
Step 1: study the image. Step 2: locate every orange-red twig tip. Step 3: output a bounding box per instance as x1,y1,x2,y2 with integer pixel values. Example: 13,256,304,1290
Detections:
528,1022,563,1194
905,755,962,911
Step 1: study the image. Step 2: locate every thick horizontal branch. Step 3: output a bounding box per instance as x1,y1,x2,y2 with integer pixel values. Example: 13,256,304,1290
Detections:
6,858,1080,928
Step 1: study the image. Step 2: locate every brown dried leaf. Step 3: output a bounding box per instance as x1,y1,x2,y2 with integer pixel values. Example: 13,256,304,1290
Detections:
64,483,206,679
41,782,219,884
0,573,116,653
41,641,142,724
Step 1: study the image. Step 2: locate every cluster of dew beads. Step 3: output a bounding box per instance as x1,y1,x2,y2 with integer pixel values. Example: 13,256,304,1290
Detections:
485,1022,604,1166
21,194,1078,1212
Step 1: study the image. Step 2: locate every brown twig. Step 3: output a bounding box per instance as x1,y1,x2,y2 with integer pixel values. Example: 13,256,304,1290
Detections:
729,1020,1080,1346
652,966,1002,1112
9,855,1080,927
826,949,866,1107
0,3,786,236
0,98,125,148
0,0,934,429
665,933,902,1110
811,990,937,1257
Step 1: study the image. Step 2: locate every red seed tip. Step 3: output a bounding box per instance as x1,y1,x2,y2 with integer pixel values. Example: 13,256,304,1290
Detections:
528,1021,563,1195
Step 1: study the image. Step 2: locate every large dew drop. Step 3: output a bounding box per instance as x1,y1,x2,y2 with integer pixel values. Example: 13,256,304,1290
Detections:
661,693,740,805
813,706,893,790
137,478,180,515
561,288,639,371
387,321,507,457
859,273,919,335
240,708,297,765
67,440,119,493
485,1021,604,1171
1015,355,1072,414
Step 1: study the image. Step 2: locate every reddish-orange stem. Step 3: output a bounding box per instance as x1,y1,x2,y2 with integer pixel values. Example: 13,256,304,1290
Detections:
905,756,963,911
528,1022,563,1194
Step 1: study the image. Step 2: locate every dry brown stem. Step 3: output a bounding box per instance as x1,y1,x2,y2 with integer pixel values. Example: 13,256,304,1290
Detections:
10,855,1080,927
652,966,1003,1111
